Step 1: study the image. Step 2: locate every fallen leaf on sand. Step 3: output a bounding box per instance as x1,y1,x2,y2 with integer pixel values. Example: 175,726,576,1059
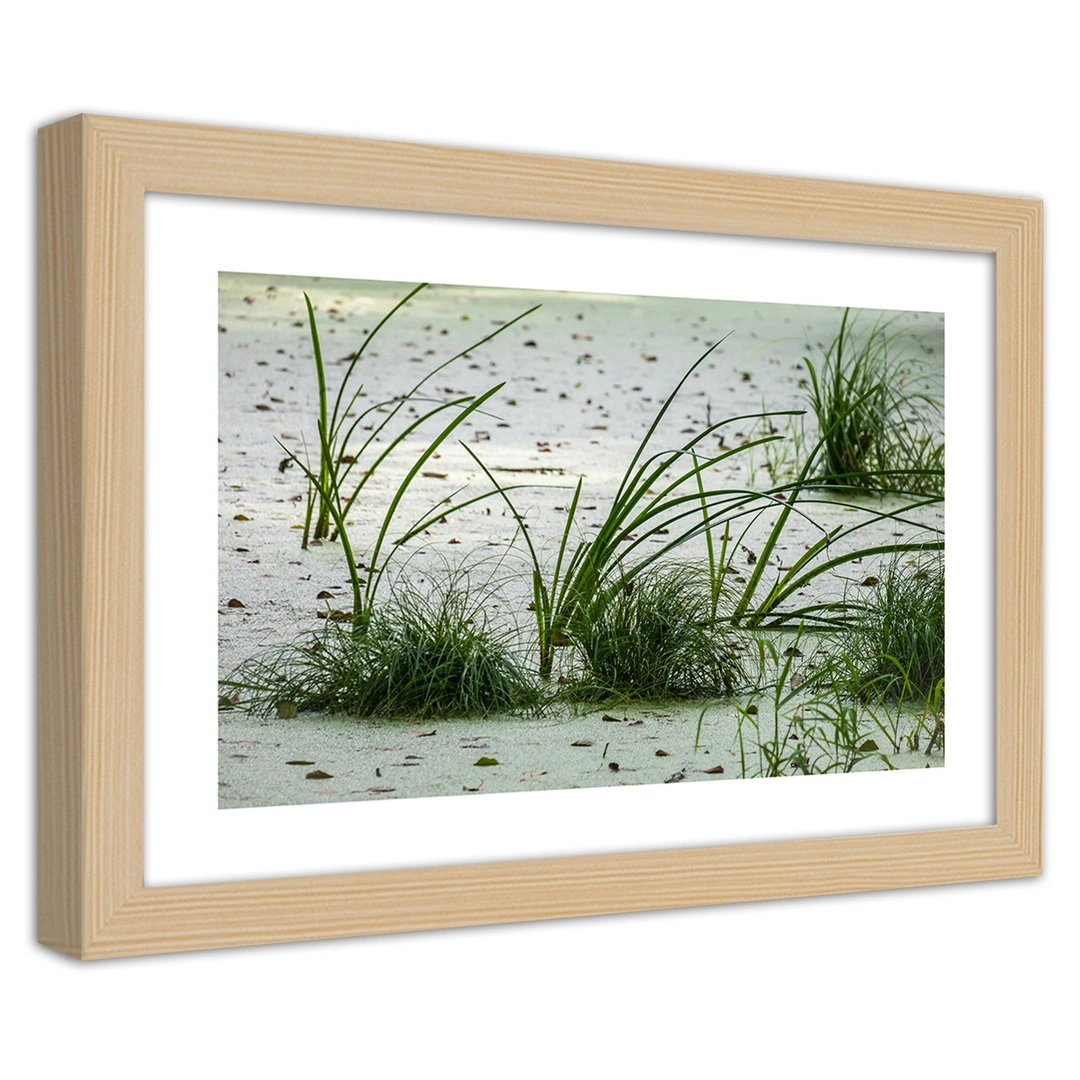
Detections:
317,590,335,599
655,750,670,757
463,782,484,792
286,760,315,766
275,700,298,719
570,740,595,747
474,756,499,766
860,576,880,587
422,471,448,479
701,765,725,774
664,772,686,783
602,714,623,723
367,786,395,794
409,730,437,737
519,771,547,780
226,598,245,608
305,770,333,780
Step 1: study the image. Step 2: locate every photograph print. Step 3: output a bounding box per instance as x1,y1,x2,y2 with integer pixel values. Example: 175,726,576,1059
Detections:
218,272,945,809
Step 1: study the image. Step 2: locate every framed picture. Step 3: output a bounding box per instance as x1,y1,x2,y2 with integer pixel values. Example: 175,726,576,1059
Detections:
38,114,1042,959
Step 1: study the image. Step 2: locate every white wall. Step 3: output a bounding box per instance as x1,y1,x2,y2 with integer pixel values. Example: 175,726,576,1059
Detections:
5,4,1072,1076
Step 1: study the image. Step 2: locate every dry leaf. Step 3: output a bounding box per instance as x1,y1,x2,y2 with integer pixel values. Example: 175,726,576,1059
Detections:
367,786,395,794
226,598,245,608
570,739,594,747
286,760,315,766
655,750,670,757
701,765,725,774
305,770,333,780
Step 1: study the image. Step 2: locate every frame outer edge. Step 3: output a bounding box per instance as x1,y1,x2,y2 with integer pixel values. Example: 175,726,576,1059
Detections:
84,114,1021,252
995,202,1043,865
37,116,86,956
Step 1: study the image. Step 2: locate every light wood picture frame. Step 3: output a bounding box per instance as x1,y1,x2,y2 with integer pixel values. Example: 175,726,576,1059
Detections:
37,114,1042,960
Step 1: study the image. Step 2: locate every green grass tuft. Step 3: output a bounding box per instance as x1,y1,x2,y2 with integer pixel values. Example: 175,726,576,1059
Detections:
843,554,945,699
284,287,538,632
221,576,541,720
805,309,944,496
562,565,746,702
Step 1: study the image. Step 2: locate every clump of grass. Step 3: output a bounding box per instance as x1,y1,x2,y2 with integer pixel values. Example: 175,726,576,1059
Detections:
464,336,801,673
220,576,541,720
284,287,538,632
805,308,944,495
563,565,746,702
843,554,945,699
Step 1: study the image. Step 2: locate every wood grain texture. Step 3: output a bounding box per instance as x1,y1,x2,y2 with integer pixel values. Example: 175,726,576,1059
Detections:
36,114,1043,960
38,115,84,955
